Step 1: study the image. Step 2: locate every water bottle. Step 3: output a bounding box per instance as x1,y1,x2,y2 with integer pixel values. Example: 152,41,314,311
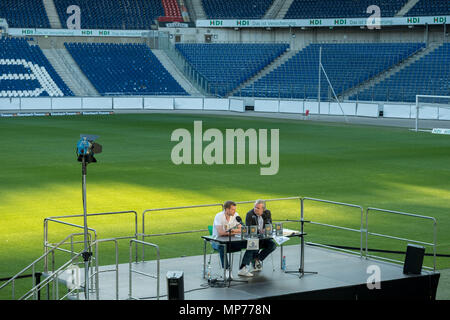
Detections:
281,256,286,271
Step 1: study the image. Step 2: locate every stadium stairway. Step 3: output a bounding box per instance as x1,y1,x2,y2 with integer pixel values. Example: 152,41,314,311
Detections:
152,49,201,95
395,0,421,17
187,0,207,20
39,40,99,97
263,0,286,19
343,42,441,101
230,46,301,97
270,0,295,19
43,0,62,28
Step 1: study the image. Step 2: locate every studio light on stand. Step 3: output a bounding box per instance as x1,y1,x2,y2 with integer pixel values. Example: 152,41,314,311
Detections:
76,134,102,300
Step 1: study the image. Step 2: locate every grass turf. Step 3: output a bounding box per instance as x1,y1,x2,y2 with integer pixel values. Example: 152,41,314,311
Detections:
0,113,449,298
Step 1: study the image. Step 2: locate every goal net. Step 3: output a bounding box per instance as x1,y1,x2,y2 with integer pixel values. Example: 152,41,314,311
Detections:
414,95,450,132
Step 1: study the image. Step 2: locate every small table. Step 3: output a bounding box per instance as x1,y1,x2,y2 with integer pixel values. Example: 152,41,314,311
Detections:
280,231,316,278
202,231,311,286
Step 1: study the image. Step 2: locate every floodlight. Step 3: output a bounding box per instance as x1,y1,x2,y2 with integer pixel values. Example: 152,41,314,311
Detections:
77,134,102,163
76,134,102,300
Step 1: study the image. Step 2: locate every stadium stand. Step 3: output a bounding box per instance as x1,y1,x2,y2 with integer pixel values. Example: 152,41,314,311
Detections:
405,0,450,16
53,0,165,29
0,37,73,97
175,43,289,96
202,0,274,19
351,43,450,102
237,43,425,100
1,1,447,102
64,42,188,96
0,0,50,28
158,0,183,22
284,0,409,19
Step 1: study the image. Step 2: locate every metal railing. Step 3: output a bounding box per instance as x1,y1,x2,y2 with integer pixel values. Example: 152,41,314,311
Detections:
141,197,303,251
141,197,437,268
44,210,139,269
21,238,119,300
235,196,301,208
21,250,86,300
43,218,97,272
302,197,365,257
366,207,437,271
129,239,160,300
141,203,223,261
4,236,139,300
0,232,85,300
93,238,119,300
39,210,139,299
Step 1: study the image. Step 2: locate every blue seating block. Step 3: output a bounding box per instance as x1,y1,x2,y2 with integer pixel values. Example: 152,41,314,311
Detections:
237,43,425,100
202,0,274,19
65,42,188,96
285,0,408,19
0,0,50,28
0,37,73,97
54,0,164,29
406,0,450,16
176,43,289,96
351,43,450,102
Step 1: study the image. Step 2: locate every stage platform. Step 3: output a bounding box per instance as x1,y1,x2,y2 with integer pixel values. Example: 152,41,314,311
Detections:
69,244,440,300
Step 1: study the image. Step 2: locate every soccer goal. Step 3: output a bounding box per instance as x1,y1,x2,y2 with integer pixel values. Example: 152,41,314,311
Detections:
414,95,450,132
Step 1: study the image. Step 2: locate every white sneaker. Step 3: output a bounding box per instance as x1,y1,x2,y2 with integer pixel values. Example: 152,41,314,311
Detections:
238,266,253,277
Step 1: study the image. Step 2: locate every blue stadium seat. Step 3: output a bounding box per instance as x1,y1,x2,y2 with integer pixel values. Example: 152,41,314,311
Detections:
237,43,425,100
0,37,73,97
65,42,188,96
284,0,408,19
0,0,50,28
202,0,274,19
406,0,450,16
351,43,450,102
175,43,289,96
54,0,164,29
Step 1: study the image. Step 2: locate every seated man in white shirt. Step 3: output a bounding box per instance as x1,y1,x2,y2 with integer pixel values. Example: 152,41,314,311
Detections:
212,200,255,278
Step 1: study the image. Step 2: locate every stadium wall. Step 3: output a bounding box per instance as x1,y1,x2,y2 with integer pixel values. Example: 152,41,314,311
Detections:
0,96,243,112
1,96,448,120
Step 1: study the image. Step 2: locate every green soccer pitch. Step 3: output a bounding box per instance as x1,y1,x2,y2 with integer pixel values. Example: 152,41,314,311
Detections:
1,112,449,297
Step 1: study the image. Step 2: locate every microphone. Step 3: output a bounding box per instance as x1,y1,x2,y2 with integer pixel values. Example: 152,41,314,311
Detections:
226,216,243,233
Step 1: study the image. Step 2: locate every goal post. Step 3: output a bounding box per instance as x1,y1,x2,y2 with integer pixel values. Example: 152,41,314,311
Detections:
415,95,450,132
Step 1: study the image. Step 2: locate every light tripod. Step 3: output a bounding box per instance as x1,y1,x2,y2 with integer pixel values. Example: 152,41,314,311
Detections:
76,135,102,300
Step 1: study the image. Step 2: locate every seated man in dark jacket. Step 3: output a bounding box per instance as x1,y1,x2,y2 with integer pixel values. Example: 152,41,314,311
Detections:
245,199,277,272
